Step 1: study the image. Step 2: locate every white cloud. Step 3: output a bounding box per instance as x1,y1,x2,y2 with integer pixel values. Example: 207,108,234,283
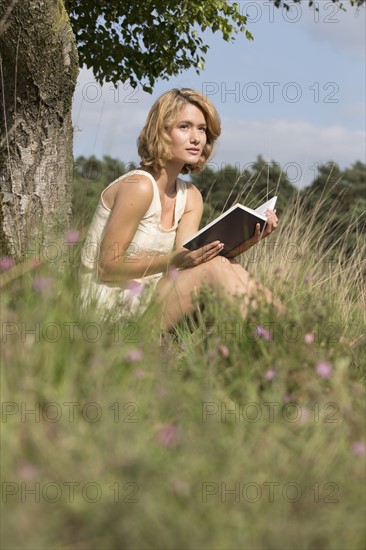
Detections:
215,116,365,186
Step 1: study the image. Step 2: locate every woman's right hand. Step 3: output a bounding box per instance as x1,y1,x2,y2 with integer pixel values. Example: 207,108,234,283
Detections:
170,241,225,269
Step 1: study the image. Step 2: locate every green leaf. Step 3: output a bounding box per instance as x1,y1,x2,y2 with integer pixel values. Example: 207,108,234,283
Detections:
67,0,358,90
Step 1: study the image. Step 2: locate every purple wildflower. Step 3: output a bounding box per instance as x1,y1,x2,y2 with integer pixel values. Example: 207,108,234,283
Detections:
352,441,365,457
256,325,272,341
155,423,181,448
125,348,143,362
65,229,80,244
304,332,315,344
265,368,276,380
315,361,333,378
127,280,144,299
0,256,14,271
218,345,229,358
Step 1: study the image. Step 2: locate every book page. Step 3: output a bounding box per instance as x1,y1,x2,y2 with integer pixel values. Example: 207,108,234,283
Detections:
254,196,277,217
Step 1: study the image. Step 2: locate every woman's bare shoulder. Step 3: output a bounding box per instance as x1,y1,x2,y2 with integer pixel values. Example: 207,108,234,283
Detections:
103,172,154,210
184,181,203,211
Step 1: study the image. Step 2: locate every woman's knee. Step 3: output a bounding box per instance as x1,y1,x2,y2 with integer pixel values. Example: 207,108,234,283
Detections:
203,255,248,284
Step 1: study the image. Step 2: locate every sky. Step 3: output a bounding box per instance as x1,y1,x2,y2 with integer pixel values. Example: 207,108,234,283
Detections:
72,0,366,188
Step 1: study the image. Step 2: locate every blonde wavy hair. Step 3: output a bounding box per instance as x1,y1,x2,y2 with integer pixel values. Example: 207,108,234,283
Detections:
137,88,221,174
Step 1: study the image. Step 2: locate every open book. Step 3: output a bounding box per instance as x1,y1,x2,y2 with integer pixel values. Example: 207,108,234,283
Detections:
182,196,277,257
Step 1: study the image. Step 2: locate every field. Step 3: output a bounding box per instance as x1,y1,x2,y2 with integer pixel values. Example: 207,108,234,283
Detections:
1,188,365,549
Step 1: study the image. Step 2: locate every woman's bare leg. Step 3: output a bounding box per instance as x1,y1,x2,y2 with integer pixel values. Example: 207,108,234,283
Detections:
154,256,282,330
228,259,285,313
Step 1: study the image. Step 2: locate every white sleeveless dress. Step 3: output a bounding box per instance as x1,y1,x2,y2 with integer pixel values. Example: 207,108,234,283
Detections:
79,169,187,318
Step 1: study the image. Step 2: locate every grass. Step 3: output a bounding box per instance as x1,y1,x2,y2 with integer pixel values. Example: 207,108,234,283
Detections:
1,185,365,549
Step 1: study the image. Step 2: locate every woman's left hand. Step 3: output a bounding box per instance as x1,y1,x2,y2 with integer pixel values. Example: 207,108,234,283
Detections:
258,208,278,240
225,209,279,258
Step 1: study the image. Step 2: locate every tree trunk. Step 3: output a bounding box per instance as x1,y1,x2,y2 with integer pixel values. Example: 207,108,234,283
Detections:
0,0,78,259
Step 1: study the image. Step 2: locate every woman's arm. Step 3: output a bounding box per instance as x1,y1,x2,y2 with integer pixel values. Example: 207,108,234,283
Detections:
174,184,204,249
99,174,182,281
98,176,223,282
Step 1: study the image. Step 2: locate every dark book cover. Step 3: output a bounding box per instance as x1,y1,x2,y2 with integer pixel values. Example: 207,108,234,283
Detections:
183,197,277,257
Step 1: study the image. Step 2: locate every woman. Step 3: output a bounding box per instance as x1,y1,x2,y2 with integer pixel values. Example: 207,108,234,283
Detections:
80,88,279,329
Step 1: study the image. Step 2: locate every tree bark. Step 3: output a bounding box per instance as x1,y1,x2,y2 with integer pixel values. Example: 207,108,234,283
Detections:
0,0,78,259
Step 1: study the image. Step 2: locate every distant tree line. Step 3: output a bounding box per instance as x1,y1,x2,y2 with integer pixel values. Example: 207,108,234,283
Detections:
72,155,365,259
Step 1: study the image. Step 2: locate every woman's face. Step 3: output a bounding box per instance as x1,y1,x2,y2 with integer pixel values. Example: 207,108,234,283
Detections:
168,103,207,166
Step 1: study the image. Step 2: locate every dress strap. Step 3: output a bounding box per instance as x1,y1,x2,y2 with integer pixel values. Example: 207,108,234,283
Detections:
175,178,188,223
